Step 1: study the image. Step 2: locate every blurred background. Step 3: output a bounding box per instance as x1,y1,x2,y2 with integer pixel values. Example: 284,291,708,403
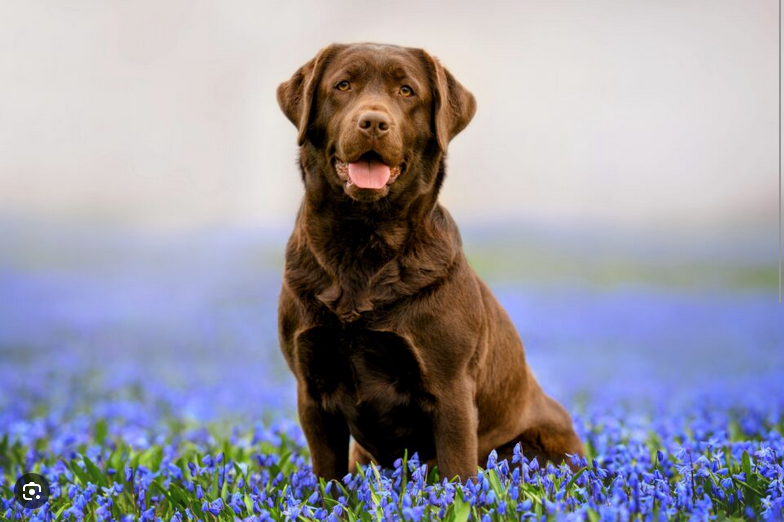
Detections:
0,1,781,428
0,0,778,233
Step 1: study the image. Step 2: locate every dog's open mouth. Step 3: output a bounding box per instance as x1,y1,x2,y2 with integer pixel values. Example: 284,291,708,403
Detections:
335,152,402,190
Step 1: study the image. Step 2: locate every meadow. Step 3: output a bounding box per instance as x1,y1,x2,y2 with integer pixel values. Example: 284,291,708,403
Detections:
0,222,782,521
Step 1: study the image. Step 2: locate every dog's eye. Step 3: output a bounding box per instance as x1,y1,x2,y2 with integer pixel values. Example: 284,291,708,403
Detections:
336,80,351,91
400,85,415,97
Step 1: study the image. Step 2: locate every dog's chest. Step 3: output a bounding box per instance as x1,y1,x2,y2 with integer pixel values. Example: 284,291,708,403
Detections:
294,325,435,460
295,326,428,404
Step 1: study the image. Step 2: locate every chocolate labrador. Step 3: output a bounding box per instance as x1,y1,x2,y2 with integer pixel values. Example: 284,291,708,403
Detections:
276,43,582,482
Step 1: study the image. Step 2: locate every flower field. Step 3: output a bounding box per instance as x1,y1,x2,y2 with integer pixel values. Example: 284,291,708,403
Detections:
1,225,782,521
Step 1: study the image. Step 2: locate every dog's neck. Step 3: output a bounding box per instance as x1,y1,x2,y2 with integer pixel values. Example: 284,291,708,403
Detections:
287,157,461,322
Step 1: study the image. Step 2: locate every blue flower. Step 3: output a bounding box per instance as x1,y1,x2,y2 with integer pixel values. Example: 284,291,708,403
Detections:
402,506,425,522
203,498,223,516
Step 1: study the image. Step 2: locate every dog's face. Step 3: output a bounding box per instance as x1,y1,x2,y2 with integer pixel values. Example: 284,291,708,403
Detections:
278,43,476,202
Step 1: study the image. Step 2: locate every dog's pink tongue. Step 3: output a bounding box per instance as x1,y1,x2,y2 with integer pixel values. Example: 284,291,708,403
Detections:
348,159,391,189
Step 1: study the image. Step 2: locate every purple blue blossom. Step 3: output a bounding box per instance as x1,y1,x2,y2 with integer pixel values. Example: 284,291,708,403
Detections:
0,225,782,520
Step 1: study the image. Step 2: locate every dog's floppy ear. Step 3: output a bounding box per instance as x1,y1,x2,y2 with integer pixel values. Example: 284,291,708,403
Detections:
422,51,477,153
277,45,339,146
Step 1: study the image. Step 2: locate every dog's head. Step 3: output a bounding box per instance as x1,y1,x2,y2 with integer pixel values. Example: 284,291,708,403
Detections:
277,43,475,202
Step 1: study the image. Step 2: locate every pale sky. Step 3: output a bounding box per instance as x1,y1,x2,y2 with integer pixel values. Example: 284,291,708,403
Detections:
0,1,778,234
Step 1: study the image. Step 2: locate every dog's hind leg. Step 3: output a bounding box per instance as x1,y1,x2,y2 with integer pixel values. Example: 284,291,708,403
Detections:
495,395,583,469
348,439,375,473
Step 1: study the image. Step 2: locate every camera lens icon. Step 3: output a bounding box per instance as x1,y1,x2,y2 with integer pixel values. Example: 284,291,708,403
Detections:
23,482,42,500
14,473,50,509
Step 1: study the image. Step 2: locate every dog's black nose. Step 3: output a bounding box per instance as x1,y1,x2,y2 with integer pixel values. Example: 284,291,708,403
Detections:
358,111,390,136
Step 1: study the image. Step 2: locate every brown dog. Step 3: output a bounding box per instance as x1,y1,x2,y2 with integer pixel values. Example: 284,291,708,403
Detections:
276,43,582,482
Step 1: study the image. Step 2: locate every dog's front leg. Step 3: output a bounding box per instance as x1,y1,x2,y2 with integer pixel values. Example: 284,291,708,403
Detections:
297,385,349,480
432,380,478,483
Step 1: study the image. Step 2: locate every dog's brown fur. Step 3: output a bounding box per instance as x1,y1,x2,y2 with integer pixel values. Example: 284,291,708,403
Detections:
276,43,583,482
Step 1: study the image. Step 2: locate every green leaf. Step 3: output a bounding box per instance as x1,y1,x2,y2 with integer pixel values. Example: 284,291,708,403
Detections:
94,419,108,445
565,467,587,493
54,504,68,518
212,465,220,495
139,446,164,472
486,468,504,494
108,444,126,473
83,456,109,487
69,460,91,486
741,451,752,477
370,461,382,483
0,434,9,467
244,493,255,515
734,478,764,497
345,504,358,522
739,451,761,510
452,490,471,522
168,481,191,507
